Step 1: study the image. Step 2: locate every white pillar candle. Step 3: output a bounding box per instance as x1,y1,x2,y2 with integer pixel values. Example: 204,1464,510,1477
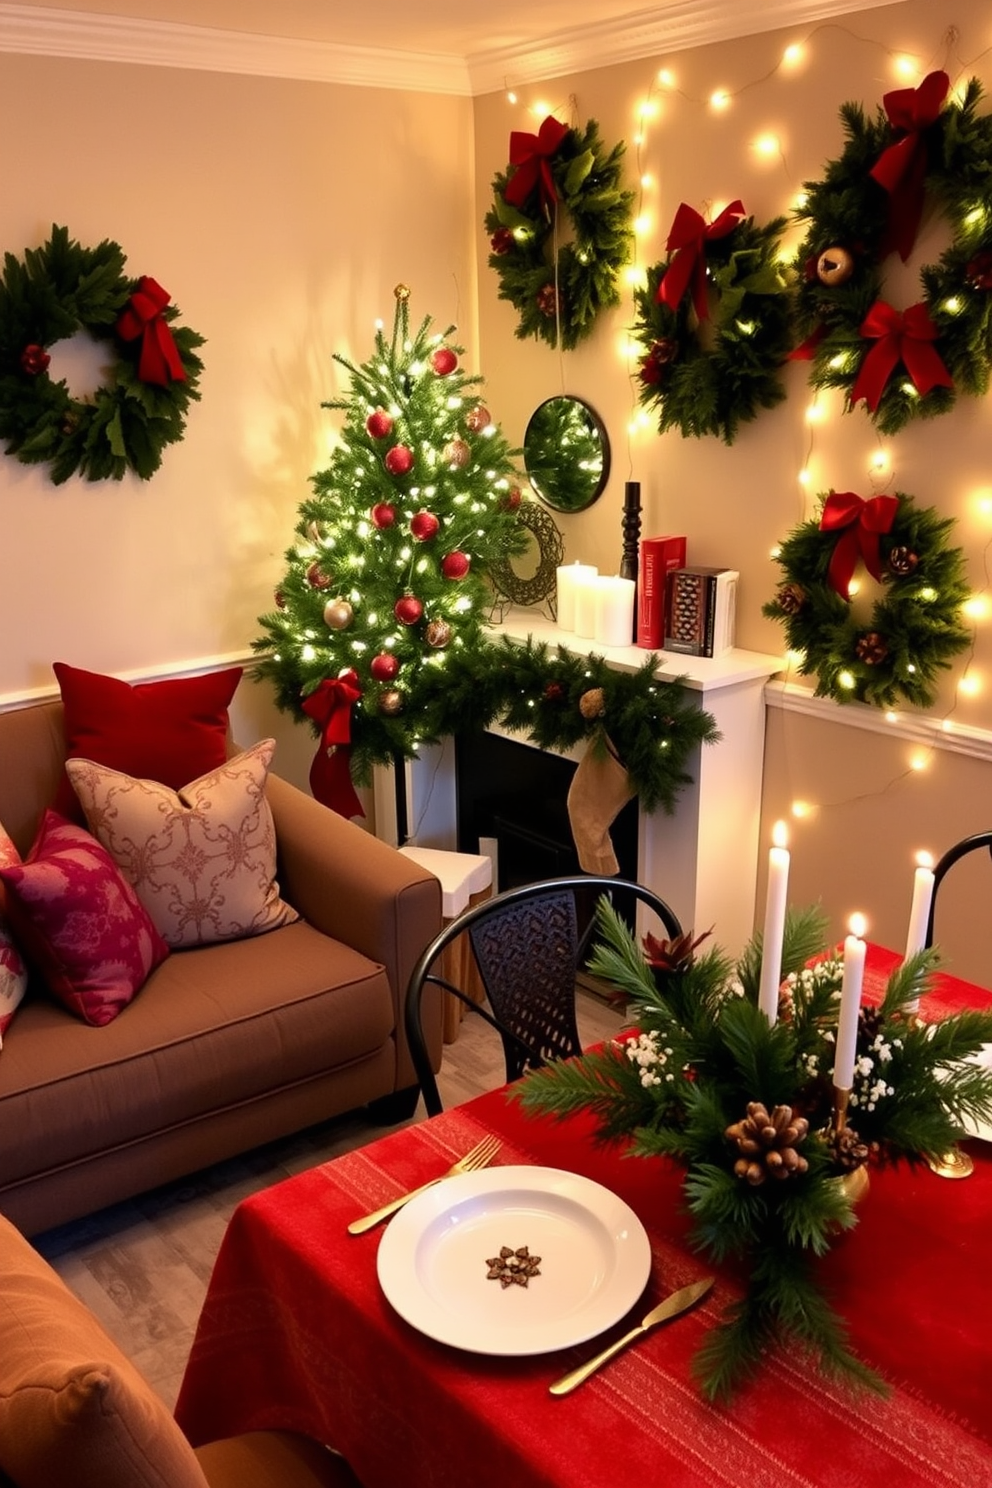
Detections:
573,572,601,639
833,913,867,1089
556,562,597,632
902,850,934,1014
757,820,790,1024
594,575,636,648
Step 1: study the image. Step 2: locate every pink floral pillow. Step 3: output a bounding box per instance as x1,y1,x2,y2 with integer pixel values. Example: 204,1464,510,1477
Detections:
0,813,169,1027
0,824,28,1047
66,739,299,950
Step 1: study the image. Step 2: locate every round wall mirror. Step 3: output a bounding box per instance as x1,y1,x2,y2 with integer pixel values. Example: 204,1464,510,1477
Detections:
523,395,611,513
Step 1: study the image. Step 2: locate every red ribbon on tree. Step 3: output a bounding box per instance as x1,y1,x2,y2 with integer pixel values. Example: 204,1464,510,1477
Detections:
504,116,569,213
656,199,747,319
819,491,899,599
869,70,949,262
115,276,187,387
302,671,365,819
850,300,953,412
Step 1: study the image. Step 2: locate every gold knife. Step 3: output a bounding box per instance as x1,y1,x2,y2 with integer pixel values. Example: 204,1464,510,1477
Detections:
548,1276,715,1396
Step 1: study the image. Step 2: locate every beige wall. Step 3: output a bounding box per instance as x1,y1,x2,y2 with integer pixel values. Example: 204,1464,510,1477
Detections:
0,52,475,794
472,0,992,983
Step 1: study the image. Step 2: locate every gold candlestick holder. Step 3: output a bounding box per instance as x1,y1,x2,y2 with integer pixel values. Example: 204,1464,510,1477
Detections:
830,1085,870,1205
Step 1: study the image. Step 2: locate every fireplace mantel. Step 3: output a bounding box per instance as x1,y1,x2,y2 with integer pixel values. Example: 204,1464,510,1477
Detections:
374,609,783,956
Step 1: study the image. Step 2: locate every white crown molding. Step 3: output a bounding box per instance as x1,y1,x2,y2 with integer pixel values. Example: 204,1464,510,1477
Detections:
765,679,992,765
467,0,901,93
0,4,472,94
0,0,901,97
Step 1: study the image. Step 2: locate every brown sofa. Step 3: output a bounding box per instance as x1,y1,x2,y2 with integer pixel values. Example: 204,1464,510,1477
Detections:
0,1208,364,1486
0,699,442,1238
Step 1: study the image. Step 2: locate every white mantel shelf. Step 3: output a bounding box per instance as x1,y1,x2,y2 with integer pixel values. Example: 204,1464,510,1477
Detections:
377,612,784,958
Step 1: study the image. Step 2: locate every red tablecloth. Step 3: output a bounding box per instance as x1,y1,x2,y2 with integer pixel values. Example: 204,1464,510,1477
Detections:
176,1066,992,1486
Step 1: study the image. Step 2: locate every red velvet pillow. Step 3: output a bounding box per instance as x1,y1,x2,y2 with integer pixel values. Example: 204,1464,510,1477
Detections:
0,812,169,1027
53,662,242,819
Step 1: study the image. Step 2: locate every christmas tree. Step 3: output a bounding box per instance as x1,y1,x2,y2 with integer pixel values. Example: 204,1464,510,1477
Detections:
253,286,526,814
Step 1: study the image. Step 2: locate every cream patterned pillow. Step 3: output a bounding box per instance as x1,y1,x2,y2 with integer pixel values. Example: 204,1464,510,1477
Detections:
0,823,29,1047
66,740,299,949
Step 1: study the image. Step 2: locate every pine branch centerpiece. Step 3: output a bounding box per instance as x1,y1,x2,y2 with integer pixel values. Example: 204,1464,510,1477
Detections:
513,901,992,1400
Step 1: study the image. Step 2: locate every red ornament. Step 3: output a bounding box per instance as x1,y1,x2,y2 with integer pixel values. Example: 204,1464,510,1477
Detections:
365,407,394,439
306,562,332,590
430,346,458,376
394,594,424,625
410,510,440,541
490,228,515,255
371,502,397,529
337,667,360,688
536,283,558,318
384,444,414,476
20,343,51,376
464,404,491,434
966,250,992,291
441,551,470,580
501,486,522,511
370,652,400,681
274,590,287,610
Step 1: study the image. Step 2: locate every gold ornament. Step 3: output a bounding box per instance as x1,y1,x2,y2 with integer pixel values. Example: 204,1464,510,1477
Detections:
394,283,411,301
306,519,324,544
578,687,606,720
816,246,855,286
425,618,452,649
379,689,404,715
323,598,354,630
465,404,491,434
443,438,470,469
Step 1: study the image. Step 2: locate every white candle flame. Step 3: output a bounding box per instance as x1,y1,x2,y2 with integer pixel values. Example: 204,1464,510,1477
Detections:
771,819,789,849
848,912,867,939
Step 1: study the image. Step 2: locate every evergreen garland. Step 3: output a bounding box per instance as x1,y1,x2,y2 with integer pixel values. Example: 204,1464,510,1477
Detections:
631,210,793,444
764,489,971,708
792,74,992,434
514,900,992,1400
0,224,204,482
485,118,634,350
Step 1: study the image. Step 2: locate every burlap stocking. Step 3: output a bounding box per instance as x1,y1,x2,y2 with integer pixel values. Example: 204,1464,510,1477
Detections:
566,738,636,875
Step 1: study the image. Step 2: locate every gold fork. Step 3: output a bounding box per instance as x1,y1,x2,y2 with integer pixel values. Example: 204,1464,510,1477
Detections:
347,1134,502,1235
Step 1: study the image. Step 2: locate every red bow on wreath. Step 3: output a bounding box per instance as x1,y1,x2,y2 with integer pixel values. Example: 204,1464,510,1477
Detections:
850,300,953,412
656,200,746,320
115,276,187,387
302,671,365,819
870,69,949,262
504,116,569,214
819,491,899,599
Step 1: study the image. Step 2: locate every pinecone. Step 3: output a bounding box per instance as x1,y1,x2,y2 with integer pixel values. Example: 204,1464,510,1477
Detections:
855,631,888,665
857,1003,884,1046
887,546,919,576
578,687,606,720
829,1123,869,1172
726,1101,809,1185
776,582,807,616
536,283,559,318
543,681,565,702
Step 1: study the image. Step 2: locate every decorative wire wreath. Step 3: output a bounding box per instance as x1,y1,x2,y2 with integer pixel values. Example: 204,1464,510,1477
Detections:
791,72,992,435
0,224,204,483
763,489,971,709
488,499,564,613
485,117,635,351
631,203,793,444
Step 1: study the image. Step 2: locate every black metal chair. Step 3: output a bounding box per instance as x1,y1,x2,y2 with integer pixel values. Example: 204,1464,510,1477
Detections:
925,831,992,948
405,874,683,1116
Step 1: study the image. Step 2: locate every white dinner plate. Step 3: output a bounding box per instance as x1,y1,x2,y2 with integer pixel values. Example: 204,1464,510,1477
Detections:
376,1164,651,1356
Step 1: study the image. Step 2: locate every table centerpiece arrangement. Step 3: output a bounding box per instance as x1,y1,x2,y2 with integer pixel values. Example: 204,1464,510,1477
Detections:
513,898,992,1401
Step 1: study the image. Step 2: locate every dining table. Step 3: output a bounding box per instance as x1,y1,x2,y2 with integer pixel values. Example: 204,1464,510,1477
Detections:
175,946,992,1488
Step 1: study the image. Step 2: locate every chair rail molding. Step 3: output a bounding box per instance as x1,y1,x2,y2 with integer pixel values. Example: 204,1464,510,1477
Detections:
766,680,992,765
0,0,898,96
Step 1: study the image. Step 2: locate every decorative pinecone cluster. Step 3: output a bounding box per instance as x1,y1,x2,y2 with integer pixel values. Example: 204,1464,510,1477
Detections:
855,630,889,665
726,1102,810,1185
828,1123,870,1172
887,545,919,576
776,581,807,616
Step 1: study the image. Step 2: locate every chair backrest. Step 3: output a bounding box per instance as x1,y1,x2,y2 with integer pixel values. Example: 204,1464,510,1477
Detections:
925,831,992,949
405,875,682,1116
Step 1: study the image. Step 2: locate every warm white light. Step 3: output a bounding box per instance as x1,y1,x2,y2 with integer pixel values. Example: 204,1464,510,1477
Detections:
798,468,811,486
638,99,659,120
838,670,856,689
848,912,868,938
782,43,804,67
962,594,990,619
507,89,517,104
828,353,849,371
943,296,963,315
910,752,929,771
770,544,781,559
894,55,918,80
640,172,653,187
633,213,652,235
658,68,675,87
772,819,789,849
786,649,806,666
753,133,780,157
805,401,823,423
918,587,938,603
794,190,809,210
958,673,981,696
710,89,731,110
847,579,860,597
625,265,648,289
790,800,812,819
870,450,889,471
885,710,899,724
531,101,551,118
915,850,935,870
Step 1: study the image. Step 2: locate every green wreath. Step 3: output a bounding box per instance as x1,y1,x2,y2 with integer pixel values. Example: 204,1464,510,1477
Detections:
763,489,971,708
792,73,992,435
631,203,793,444
485,117,634,350
0,224,204,483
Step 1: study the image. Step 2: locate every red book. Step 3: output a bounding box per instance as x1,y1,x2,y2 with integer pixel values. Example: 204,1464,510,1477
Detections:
636,536,687,648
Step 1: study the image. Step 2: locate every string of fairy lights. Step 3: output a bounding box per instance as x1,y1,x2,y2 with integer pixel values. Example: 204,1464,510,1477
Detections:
498,18,992,846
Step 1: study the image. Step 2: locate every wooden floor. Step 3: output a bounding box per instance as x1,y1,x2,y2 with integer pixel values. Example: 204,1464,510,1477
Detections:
34,990,623,1413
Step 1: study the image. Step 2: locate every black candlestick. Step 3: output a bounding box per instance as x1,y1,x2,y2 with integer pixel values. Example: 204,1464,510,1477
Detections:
620,481,641,641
